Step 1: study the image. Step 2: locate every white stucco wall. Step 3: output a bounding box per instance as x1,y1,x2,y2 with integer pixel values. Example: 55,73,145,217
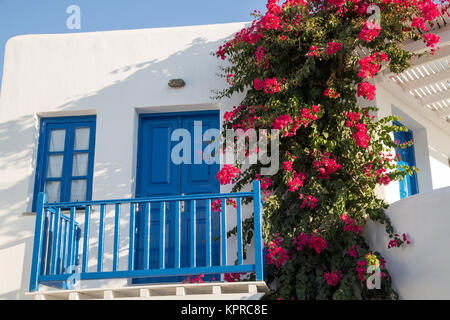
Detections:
0,22,249,299
365,186,450,299
374,83,450,203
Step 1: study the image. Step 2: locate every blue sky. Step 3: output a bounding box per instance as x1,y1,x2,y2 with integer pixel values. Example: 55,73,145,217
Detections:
0,0,266,88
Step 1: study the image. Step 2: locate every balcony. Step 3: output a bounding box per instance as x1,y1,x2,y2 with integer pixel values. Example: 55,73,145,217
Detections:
28,181,268,300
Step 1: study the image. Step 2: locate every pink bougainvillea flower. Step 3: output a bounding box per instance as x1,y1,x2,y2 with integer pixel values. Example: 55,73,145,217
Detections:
324,270,343,286
263,77,281,94
224,272,246,282
411,17,428,31
423,33,440,48
359,21,381,43
326,41,342,55
265,236,290,267
323,88,340,98
308,45,320,57
216,165,241,185
357,81,376,100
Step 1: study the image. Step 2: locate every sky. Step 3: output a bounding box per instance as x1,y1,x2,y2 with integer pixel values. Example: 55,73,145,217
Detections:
0,0,267,89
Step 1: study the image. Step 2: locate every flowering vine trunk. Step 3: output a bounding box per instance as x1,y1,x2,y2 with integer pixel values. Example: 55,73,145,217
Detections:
214,0,445,299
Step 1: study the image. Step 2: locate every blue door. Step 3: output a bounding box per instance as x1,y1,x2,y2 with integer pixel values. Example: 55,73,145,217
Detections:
134,111,220,284
393,121,418,199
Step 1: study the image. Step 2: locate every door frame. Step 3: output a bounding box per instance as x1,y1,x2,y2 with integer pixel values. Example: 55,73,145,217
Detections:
133,110,220,283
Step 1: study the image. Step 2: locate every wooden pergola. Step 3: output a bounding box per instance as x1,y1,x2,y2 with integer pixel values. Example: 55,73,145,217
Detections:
379,11,450,124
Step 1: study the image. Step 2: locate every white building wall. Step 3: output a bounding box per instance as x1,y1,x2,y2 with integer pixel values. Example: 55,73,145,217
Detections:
374,83,450,202
0,22,248,299
365,186,450,299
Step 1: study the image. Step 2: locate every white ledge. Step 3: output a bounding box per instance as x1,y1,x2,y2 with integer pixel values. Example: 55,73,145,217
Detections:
26,281,269,300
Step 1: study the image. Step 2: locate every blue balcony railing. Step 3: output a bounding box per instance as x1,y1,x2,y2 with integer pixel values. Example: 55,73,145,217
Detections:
29,181,264,292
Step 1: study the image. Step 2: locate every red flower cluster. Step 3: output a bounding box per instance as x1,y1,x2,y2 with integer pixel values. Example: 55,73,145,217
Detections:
283,160,294,172
224,272,245,282
312,152,342,179
287,170,306,192
359,21,381,43
308,45,320,57
293,232,327,254
326,41,342,55
357,81,376,100
411,17,428,31
323,88,340,98
272,114,292,131
348,245,360,258
254,77,281,94
216,165,241,185
299,194,319,209
358,52,388,79
345,111,371,148
226,73,234,86
265,235,290,267
299,105,320,126
261,0,282,30
182,274,205,284
256,173,273,190
324,270,343,286
211,198,238,212
255,45,269,69
341,213,363,234
356,259,368,281
423,33,440,48
388,233,411,249
272,113,311,137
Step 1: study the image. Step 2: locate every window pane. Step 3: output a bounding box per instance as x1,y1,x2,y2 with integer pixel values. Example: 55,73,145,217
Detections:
72,153,88,176
46,155,64,178
45,181,61,203
71,179,87,202
49,129,66,152
74,128,90,150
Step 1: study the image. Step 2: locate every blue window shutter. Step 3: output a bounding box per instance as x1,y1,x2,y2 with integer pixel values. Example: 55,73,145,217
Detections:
32,116,96,211
393,121,419,199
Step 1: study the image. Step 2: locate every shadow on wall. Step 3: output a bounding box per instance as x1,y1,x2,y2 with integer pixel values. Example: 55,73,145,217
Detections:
0,33,242,297
0,115,38,299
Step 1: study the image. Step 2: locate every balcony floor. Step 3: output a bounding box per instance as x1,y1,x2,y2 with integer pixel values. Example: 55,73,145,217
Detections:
26,281,269,300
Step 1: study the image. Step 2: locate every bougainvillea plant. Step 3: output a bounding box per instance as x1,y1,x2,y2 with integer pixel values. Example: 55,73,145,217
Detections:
213,0,446,299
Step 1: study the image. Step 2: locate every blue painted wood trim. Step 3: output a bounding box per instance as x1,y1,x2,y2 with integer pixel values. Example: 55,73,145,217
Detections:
190,200,196,268
236,198,243,265
205,199,212,268
39,264,256,282
128,203,136,271
113,203,121,271
253,181,264,281
29,193,47,292
81,206,91,273
221,198,227,266
174,201,181,269
50,208,61,275
97,204,106,272
143,202,150,270
44,192,254,208
159,202,166,269
45,211,55,275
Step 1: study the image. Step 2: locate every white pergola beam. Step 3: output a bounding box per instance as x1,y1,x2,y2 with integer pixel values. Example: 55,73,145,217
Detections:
420,88,450,105
400,71,450,91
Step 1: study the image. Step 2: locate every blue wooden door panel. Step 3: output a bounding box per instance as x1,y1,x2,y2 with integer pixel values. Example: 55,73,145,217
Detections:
181,114,221,275
135,111,220,284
